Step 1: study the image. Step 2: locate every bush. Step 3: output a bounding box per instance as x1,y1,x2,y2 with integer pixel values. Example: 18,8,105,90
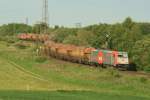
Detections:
6,38,16,44
0,36,4,41
107,68,122,78
35,56,47,63
144,65,150,72
139,77,147,83
1,36,18,44
15,43,27,49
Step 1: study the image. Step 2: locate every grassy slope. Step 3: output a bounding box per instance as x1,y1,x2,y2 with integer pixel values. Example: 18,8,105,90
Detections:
0,41,64,90
0,57,50,90
0,41,150,100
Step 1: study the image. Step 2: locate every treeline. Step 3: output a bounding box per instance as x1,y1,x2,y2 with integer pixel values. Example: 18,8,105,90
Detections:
0,17,150,71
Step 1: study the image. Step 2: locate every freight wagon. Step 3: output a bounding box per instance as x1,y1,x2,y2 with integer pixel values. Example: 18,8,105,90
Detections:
43,41,129,69
18,33,49,42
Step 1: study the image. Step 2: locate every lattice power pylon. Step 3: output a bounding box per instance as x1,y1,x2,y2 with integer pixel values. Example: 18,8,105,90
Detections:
42,0,49,33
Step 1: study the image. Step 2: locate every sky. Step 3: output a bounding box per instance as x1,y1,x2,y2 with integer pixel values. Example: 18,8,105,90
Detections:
0,0,150,27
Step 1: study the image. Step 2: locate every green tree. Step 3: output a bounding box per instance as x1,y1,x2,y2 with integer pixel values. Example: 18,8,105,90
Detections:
32,23,48,34
52,28,77,43
63,35,81,46
123,17,134,30
123,24,143,54
76,30,95,46
139,23,150,35
85,24,110,48
131,35,150,71
0,23,32,36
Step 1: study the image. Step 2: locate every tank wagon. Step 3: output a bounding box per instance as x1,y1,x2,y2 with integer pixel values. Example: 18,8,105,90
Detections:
43,41,129,69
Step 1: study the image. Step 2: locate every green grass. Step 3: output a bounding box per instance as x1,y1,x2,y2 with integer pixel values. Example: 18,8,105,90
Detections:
0,41,150,100
0,90,149,100
0,91,149,100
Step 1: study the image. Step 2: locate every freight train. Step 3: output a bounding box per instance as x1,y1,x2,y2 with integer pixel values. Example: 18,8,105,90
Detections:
18,33,130,70
17,33,49,42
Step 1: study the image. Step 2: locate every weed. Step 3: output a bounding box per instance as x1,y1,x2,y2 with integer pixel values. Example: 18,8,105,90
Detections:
35,56,47,63
15,43,27,49
107,68,122,78
139,77,147,83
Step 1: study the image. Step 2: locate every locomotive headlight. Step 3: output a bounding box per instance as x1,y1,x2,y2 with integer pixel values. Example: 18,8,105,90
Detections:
98,57,102,61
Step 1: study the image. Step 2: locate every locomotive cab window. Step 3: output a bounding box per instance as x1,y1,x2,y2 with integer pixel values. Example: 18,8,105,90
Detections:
118,55,123,57
118,52,128,58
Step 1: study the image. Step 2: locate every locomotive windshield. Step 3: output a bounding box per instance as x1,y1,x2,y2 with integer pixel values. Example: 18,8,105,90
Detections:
118,52,128,58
